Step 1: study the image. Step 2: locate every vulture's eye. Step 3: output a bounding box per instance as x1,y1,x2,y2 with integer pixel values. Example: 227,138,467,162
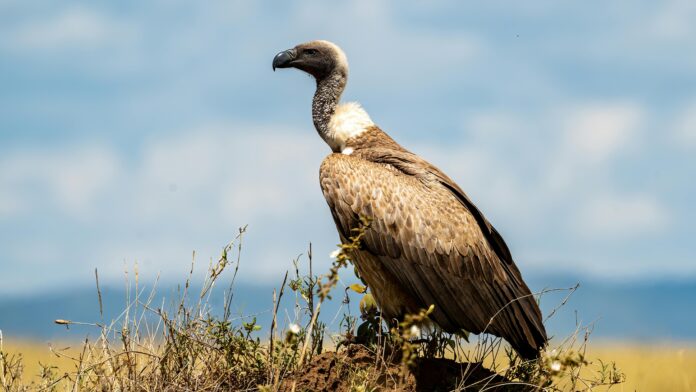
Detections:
304,48,319,56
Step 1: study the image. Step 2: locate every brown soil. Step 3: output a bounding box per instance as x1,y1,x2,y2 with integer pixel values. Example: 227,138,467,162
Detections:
281,345,529,391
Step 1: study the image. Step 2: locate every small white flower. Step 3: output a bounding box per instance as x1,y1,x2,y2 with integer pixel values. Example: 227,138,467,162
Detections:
329,249,341,259
409,325,421,337
550,361,561,372
288,323,301,334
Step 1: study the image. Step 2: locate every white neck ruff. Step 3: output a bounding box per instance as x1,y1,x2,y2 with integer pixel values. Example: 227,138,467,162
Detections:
325,102,373,152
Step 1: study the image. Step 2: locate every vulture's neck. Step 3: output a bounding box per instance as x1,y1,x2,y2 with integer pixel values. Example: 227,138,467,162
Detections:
313,71,374,153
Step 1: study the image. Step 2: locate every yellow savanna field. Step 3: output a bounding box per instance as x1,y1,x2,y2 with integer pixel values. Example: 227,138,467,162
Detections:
3,339,695,391
588,343,696,392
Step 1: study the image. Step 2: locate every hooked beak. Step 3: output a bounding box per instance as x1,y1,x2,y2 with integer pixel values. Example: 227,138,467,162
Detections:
272,48,297,71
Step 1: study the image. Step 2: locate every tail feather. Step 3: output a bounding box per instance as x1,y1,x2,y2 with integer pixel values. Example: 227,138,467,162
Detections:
489,283,548,361
508,301,547,360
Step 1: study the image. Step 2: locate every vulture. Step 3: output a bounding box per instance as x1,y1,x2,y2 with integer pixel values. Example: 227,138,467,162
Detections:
273,40,547,359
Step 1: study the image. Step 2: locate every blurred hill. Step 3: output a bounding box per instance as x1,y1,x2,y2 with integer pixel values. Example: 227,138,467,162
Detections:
1,275,694,342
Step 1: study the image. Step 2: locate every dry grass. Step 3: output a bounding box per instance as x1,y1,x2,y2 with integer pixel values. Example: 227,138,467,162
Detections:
4,341,694,391
0,224,658,391
587,343,696,391
0,340,79,385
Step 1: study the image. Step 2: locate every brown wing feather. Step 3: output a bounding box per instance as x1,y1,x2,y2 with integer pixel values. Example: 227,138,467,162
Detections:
320,152,547,359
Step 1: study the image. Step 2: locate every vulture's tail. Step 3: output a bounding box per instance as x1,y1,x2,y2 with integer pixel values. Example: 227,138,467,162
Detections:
487,278,548,361
511,321,547,361
506,295,548,361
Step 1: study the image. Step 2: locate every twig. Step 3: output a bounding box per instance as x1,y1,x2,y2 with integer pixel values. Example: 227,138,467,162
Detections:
297,301,322,368
269,271,288,366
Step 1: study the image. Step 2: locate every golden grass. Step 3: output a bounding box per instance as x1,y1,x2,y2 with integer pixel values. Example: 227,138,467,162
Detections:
1,339,80,384
4,339,695,391
587,342,696,392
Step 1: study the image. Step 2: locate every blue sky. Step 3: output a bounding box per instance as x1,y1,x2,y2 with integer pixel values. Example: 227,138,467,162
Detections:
1,1,695,296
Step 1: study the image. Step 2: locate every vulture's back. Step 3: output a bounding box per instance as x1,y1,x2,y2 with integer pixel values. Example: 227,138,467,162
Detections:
320,150,547,359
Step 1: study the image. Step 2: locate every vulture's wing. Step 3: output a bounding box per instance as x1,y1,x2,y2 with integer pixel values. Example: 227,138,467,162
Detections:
320,152,546,358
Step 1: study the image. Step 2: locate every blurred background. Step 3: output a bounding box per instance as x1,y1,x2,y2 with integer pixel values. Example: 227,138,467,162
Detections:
1,0,695,348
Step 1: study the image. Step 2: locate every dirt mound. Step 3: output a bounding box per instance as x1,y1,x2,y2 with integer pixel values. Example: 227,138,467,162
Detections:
281,345,527,391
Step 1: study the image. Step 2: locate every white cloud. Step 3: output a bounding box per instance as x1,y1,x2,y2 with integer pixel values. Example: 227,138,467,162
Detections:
0,123,333,290
0,146,120,218
2,7,135,50
0,191,23,216
109,124,334,285
650,0,696,40
543,102,643,196
672,101,696,147
574,193,670,238
562,103,642,164
131,124,322,224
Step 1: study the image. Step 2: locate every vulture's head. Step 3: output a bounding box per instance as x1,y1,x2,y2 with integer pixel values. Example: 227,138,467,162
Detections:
272,40,348,80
